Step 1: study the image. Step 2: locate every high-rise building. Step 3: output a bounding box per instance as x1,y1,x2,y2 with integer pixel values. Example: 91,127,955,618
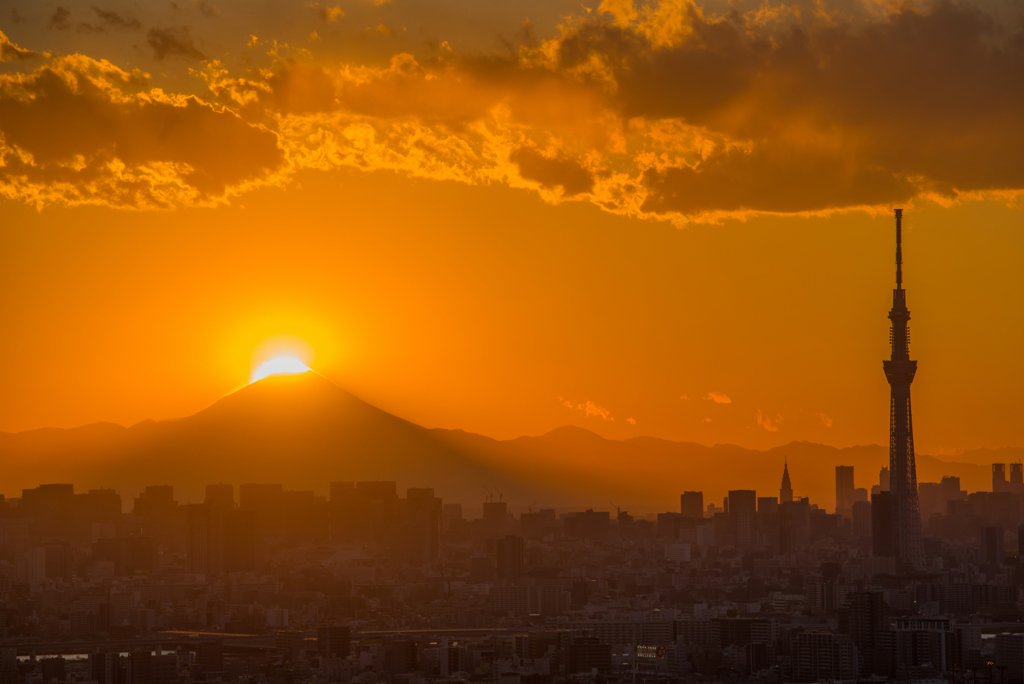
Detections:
982,526,1004,565
681,491,703,518
993,463,1007,492
835,466,854,518
483,499,508,530
204,484,235,509
882,209,925,571
187,503,224,577
852,500,872,540
780,460,794,503
728,490,757,548
495,535,524,582
871,491,894,557
841,591,886,677
317,624,350,657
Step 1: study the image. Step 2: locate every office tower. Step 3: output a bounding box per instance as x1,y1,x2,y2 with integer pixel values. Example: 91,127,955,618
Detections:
790,632,857,682
982,526,1004,565
495,535,524,582
403,487,442,563
758,497,780,549
187,503,225,577
90,653,122,684
318,624,351,657
1013,463,1024,488
224,510,257,572
483,499,508,529
204,484,234,509
194,641,224,675
993,464,1007,492
842,591,886,677
780,460,794,503
852,500,872,539
728,490,757,548
681,491,704,518
871,492,894,557
127,652,152,684
835,466,854,517
940,476,962,503
41,658,66,683
882,209,925,571
879,467,890,492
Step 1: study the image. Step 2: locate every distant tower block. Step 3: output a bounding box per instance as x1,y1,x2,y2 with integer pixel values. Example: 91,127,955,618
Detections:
1012,463,1023,489
780,460,794,503
882,209,925,571
835,466,854,518
993,463,1007,493
680,491,704,519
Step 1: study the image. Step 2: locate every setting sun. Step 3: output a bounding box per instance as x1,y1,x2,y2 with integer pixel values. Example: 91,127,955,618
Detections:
250,356,311,383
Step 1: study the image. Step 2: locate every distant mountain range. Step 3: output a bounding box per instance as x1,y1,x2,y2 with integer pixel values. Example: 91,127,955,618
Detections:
1,372,1019,513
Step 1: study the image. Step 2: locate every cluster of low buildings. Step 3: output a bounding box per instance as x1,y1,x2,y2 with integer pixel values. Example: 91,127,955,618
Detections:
3,463,1024,684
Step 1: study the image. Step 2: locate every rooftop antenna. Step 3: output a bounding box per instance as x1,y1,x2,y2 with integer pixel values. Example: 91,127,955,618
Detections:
895,208,903,289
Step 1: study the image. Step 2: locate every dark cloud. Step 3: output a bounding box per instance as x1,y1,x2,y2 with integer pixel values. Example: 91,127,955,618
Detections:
49,7,71,30
92,7,142,30
0,58,284,208
552,1,1024,216
194,0,220,18
511,147,595,196
147,26,206,60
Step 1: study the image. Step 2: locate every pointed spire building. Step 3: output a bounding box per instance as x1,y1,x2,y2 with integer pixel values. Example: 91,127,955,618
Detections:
780,458,794,503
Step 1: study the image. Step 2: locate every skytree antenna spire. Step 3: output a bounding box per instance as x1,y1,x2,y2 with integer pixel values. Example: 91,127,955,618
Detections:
895,208,903,288
883,208,925,571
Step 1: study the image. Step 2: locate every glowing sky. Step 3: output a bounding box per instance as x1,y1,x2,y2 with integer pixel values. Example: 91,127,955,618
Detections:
0,0,1021,453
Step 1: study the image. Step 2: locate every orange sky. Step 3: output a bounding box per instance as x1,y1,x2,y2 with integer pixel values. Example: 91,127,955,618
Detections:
0,0,1022,454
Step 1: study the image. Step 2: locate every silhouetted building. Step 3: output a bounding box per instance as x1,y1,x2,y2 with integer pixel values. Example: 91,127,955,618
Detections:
841,591,886,676
852,500,872,539
567,636,610,674
224,510,257,572
982,526,1004,565
780,460,794,503
729,490,757,548
993,463,1007,492
871,491,895,558
883,209,925,571
495,535,524,582
681,491,703,518
187,503,224,577
318,624,350,657
93,536,155,576
483,499,508,530
836,466,854,518
791,632,857,682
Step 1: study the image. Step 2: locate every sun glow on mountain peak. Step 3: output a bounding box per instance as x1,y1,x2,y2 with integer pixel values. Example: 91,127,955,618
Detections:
250,356,311,383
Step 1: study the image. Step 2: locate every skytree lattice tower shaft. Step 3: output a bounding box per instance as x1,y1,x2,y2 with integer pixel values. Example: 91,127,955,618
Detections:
883,209,925,571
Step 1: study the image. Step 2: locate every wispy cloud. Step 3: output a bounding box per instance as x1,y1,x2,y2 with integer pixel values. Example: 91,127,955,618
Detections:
306,3,344,21
626,417,636,425
706,392,731,404
558,397,614,421
815,412,833,428
756,410,781,432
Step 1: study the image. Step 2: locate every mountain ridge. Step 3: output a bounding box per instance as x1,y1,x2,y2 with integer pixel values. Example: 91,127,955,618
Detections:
0,372,1018,511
